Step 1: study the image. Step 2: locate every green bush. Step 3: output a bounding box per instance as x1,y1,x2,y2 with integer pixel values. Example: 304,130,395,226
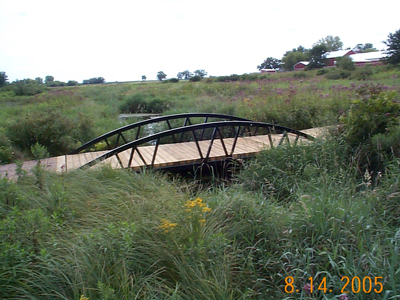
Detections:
325,69,351,80
0,129,13,164
351,66,373,80
6,109,94,156
120,93,170,113
120,93,147,113
12,79,45,96
336,56,356,71
317,68,329,75
67,80,78,86
340,83,400,171
189,75,202,82
325,70,342,80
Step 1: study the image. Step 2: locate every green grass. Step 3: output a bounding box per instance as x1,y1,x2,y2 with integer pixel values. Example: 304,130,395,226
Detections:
1,67,400,299
1,138,400,299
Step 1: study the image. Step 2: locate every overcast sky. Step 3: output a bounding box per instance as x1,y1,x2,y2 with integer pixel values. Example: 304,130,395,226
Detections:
1,0,399,83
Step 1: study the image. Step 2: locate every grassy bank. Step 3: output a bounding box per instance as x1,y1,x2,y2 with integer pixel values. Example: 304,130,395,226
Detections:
1,138,400,299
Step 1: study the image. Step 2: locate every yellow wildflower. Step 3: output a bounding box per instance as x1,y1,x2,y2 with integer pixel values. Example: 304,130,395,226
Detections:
159,219,178,233
199,219,206,226
202,207,212,213
80,295,90,300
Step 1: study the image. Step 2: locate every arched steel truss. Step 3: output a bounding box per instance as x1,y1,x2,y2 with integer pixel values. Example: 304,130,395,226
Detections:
69,113,251,155
73,115,315,171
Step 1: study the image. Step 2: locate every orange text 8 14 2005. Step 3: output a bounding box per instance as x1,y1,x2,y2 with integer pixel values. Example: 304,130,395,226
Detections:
284,276,384,294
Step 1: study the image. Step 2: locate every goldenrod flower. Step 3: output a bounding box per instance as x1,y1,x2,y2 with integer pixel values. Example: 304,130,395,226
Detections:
202,207,212,213
159,219,178,233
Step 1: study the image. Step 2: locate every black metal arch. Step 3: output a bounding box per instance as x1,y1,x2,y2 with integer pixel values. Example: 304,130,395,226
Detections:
77,120,315,170
69,113,251,155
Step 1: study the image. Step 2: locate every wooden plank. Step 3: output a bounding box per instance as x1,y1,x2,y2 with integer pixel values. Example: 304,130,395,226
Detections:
173,142,202,160
139,145,168,166
160,143,191,161
154,145,181,165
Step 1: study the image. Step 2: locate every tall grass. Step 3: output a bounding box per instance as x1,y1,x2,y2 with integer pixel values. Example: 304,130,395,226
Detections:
1,135,400,298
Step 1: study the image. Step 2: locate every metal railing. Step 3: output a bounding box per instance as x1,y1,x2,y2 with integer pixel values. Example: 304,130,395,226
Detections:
76,120,314,170
69,113,251,154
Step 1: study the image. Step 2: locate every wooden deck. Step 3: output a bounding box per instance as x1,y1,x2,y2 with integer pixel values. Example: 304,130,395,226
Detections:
0,127,326,181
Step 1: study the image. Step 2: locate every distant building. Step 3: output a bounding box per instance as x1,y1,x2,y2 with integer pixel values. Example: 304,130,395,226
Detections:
293,49,386,70
260,69,278,74
293,61,309,71
325,49,356,67
348,51,387,66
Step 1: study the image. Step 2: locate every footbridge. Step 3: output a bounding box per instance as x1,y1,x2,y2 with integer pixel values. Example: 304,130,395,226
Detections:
0,113,322,180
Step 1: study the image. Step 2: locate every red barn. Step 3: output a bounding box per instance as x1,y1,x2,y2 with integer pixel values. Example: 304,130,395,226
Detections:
293,61,309,71
326,49,356,67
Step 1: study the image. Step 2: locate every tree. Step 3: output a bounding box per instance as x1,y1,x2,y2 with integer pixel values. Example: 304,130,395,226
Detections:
336,56,355,71
67,80,78,86
316,35,343,52
257,57,281,70
45,75,54,85
82,77,105,85
306,44,328,69
384,28,400,65
355,43,376,53
177,70,193,80
281,46,309,71
194,69,207,78
0,71,8,87
141,75,147,81
157,71,167,81
35,77,43,84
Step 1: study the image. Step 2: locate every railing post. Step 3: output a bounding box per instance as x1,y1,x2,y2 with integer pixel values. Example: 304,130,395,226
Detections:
151,138,160,167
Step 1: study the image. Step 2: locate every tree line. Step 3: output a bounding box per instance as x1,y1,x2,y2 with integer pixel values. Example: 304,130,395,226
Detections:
257,29,400,71
140,70,208,82
0,74,106,96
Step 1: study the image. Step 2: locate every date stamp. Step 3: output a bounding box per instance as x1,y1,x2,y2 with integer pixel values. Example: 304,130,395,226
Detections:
284,276,384,294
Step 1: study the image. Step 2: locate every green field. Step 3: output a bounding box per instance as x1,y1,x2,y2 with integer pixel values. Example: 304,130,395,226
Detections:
1,67,400,299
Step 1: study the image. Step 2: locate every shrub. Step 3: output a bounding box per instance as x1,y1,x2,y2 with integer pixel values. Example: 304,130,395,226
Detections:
325,70,342,80
120,93,169,113
336,56,356,71
351,66,373,80
0,129,13,164
339,83,400,171
119,94,147,113
12,79,45,96
325,69,351,80
6,109,93,156
189,75,202,82
317,68,329,75
67,80,78,86
168,78,179,83
30,142,49,160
